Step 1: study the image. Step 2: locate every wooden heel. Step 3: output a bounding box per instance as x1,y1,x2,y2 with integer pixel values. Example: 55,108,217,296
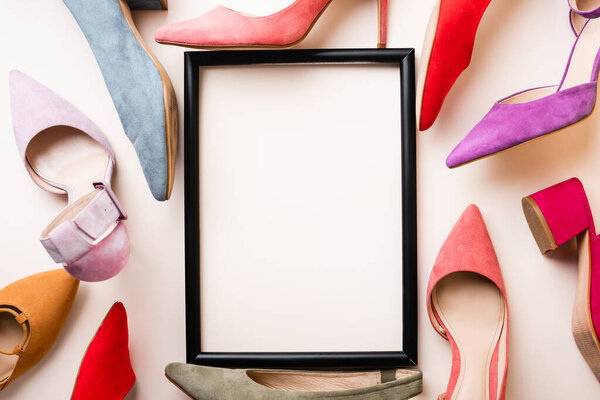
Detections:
522,196,558,255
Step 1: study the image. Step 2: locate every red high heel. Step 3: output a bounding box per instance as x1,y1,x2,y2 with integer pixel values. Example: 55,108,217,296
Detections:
155,0,388,49
417,0,493,131
522,178,600,381
71,302,135,400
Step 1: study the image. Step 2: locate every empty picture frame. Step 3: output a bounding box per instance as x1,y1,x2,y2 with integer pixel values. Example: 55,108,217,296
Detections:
184,49,417,369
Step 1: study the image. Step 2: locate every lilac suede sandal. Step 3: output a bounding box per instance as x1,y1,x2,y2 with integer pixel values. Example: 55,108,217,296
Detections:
447,1,600,168
9,71,130,282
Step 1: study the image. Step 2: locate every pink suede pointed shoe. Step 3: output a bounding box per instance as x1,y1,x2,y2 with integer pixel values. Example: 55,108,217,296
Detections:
155,0,388,49
9,71,129,282
427,205,509,400
522,178,600,382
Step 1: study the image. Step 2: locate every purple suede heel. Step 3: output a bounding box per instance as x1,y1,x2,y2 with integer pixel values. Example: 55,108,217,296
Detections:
447,4,600,168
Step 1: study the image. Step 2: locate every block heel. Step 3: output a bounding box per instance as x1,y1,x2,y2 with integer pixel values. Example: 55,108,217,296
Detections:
522,178,593,254
522,178,600,382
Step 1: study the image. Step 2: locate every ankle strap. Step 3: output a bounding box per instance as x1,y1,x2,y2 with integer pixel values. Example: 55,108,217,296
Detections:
40,184,127,265
569,0,600,18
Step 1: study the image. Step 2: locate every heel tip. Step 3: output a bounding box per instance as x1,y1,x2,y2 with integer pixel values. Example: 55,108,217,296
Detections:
377,43,386,49
522,196,558,254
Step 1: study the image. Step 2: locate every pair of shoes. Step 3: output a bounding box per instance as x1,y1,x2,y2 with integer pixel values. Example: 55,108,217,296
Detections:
164,363,423,399
62,0,178,201
154,0,389,49
522,178,600,382
0,270,135,398
446,1,600,168
10,71,129,282
427,205,509,399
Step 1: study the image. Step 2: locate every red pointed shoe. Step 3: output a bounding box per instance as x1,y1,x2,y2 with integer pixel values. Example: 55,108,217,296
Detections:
71,302,135,400
427,205,509,400
523,178,600,381
417,0,493,131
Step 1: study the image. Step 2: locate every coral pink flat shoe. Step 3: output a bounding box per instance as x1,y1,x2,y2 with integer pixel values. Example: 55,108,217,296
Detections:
427,205,509,400
522,178,600,381
71,302,135,400
9,71,129,282
417,0,493,131
155,0,388,49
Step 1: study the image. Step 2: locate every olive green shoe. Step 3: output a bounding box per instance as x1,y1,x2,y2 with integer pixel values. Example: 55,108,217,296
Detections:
165,363,422,399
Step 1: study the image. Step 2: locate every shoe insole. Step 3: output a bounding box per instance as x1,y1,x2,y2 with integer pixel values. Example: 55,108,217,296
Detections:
26,126,109,200
0,313,24,382
561,14,600,90
432,272,505,400
246,369,416,392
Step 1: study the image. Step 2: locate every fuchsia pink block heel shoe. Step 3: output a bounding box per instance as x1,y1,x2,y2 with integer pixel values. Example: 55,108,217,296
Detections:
427,205,509,400
9,71,129,282
155,0,389,49
522,178,600,381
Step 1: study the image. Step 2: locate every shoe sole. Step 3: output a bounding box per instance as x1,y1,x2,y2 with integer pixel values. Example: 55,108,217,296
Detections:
119,0,178,200
523,198,600,381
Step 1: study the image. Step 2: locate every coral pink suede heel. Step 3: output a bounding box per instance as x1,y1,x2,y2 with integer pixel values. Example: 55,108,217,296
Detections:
9,71,129,282
522,178,600,381
155,0,389,49
427,205,509,400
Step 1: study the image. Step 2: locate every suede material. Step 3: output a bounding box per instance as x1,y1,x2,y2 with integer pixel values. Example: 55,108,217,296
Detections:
62,0,169,201
165,363,423,400
64,222,130,282
426,205,508,400
446,82,597,167
419,0,493,131
527,178,600,343
530,178,591,246
0,269,79,390
9,71,115,195
155,0,331,46
71,302,135,400
9,71,130,282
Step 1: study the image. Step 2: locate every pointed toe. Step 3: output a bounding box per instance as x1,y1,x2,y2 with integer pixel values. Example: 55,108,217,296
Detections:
72,302,135,400
63,0,177,201
0,269,79,390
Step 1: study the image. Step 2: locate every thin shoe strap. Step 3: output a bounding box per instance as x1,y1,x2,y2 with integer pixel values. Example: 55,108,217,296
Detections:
569,0,600,19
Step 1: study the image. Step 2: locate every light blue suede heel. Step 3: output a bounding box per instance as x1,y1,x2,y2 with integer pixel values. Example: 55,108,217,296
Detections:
63,0,177,201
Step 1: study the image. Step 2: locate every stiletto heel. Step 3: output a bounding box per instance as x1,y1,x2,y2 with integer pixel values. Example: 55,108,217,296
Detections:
377,0,389,48
155,0,389,49
522,178,600,381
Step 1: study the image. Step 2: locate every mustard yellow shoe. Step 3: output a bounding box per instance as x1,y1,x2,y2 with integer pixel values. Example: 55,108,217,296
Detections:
0,269,79,390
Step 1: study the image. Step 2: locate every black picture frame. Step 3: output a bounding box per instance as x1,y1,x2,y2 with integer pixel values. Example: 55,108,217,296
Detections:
184,49,417,369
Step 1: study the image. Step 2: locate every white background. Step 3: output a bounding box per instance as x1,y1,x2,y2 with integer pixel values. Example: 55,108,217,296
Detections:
2,0,600,399
199,65,404,353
